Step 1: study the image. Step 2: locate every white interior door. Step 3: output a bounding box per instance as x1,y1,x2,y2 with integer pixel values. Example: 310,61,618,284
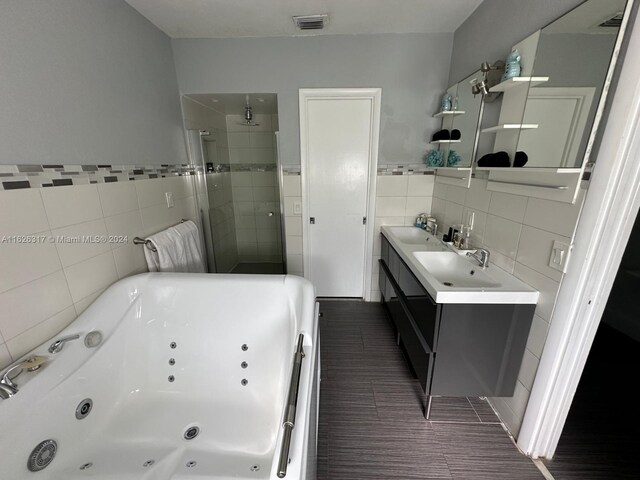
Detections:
301,91,379,297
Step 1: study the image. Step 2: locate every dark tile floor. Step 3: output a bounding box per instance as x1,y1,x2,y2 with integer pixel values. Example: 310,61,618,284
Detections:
544,323,640,479
317,300,544,480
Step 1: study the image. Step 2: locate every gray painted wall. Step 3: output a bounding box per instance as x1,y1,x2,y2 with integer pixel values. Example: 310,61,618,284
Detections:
171,34,453,166
0,0,186,165
448,0,585,84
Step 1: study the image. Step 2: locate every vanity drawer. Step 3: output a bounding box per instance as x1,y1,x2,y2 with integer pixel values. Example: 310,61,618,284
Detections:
397,260,440,352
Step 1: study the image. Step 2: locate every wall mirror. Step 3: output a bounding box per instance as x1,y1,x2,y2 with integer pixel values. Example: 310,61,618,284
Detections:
431,71,483,187
516,0,629,169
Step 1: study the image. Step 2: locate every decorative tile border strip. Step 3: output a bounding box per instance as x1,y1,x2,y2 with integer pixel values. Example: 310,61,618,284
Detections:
282,166,301,176
377,164,434,175
0,164,202,191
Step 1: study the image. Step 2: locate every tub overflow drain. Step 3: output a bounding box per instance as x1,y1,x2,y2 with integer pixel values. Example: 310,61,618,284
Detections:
27,439,57,472
250,464,261,472
76,398,93,420
184,426,200,440
186,460,197,468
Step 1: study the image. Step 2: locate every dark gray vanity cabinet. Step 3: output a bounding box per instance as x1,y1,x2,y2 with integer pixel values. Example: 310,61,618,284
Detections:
379,234,535,417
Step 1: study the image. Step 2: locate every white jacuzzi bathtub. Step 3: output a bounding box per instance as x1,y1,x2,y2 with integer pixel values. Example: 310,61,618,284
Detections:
0,273,319,480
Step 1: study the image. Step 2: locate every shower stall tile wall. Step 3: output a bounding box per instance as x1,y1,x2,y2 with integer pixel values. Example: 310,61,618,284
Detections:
282,173,303,277
0,176,198,369
227,115,282,265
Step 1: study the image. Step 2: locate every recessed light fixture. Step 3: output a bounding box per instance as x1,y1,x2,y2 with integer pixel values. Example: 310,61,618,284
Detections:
210,98,219,103
256,98,265,103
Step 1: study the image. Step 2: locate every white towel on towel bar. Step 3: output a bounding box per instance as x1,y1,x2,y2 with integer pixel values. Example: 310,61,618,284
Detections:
143,220,206,273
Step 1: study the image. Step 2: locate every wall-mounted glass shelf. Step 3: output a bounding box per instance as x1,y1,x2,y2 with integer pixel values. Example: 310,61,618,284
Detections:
489,76,549,92
481,124,539,133
433,110,466,118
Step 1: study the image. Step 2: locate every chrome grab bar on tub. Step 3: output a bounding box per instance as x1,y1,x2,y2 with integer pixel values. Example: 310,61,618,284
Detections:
133,219,187,252
277,334,305,478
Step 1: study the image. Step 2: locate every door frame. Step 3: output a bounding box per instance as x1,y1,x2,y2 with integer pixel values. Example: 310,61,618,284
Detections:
517,3,640,458
299,88,381,299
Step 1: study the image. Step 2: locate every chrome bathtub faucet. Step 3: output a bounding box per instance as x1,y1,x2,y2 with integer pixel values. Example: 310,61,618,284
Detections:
48,334,80,353
467,249,490,268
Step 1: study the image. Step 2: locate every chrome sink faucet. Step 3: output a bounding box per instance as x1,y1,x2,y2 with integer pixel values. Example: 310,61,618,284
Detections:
467,248,490,268
48,334,80,353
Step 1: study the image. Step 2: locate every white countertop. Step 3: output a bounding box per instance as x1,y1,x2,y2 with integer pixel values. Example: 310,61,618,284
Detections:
381,226,539,304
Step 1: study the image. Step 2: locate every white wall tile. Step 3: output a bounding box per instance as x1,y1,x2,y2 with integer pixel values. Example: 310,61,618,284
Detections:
231,172,252,186
483,215,522,259
487,249,516,273
0,188,49,235
74,289,105,316
376,175,408,197
442,185,467,205
6,306,77,360
236,228,257,243
0,271,72,341
283,176,301,197
249,132,274,148
0,236,61,293
251,148,274,164
407,175,435,196
63,251,118,303
286,254,303,273
524,192,583,237
104,210,144,249
284,197,301,216
489,192,528,223
526,315,550,359
227,132,251,148
375,197,406,217
405,197,432,217
0,343,12,370
97,181,138,217
112,244,147,279
287,236,303,255
518,348,540,390
462,207,487,246
516,225,568,282
443,201,464,230
431,197,446,220
253,186,276,201
232,186,254,202
285,217,302,236
41,184,103,229
251,172,276,187
139,203,184,237
52,219,111,267
513,263,560,322
504,380,531,419
465,177,492,212
135,177,170,209
229,148,252,164
226,115,249,132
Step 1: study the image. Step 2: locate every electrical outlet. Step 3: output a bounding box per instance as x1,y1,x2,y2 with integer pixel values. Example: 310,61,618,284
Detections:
548,240,572,273
165,192,175,208
293,201,302,215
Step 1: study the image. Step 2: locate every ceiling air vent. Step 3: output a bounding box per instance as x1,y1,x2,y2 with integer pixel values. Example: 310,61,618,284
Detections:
598,12,623,28
293,14,328,31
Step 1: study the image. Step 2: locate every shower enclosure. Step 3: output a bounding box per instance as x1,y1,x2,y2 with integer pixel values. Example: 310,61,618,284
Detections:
183,93,284,274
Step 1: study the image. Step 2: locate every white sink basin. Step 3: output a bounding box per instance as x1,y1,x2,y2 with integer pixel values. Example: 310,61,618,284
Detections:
387,227,444,248
412,251,501,288
380,225,539,304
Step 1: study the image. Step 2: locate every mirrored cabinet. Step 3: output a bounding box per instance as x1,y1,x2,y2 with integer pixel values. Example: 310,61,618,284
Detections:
476,0,632,203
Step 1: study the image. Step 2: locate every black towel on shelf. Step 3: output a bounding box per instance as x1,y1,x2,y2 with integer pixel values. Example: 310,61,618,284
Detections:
451,129,461,140
514,151,528,167
432,129,450,141
477,151,511,167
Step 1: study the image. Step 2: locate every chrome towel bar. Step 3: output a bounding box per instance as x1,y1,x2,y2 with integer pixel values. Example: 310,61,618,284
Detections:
277,334,305,478
133,219,187,252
